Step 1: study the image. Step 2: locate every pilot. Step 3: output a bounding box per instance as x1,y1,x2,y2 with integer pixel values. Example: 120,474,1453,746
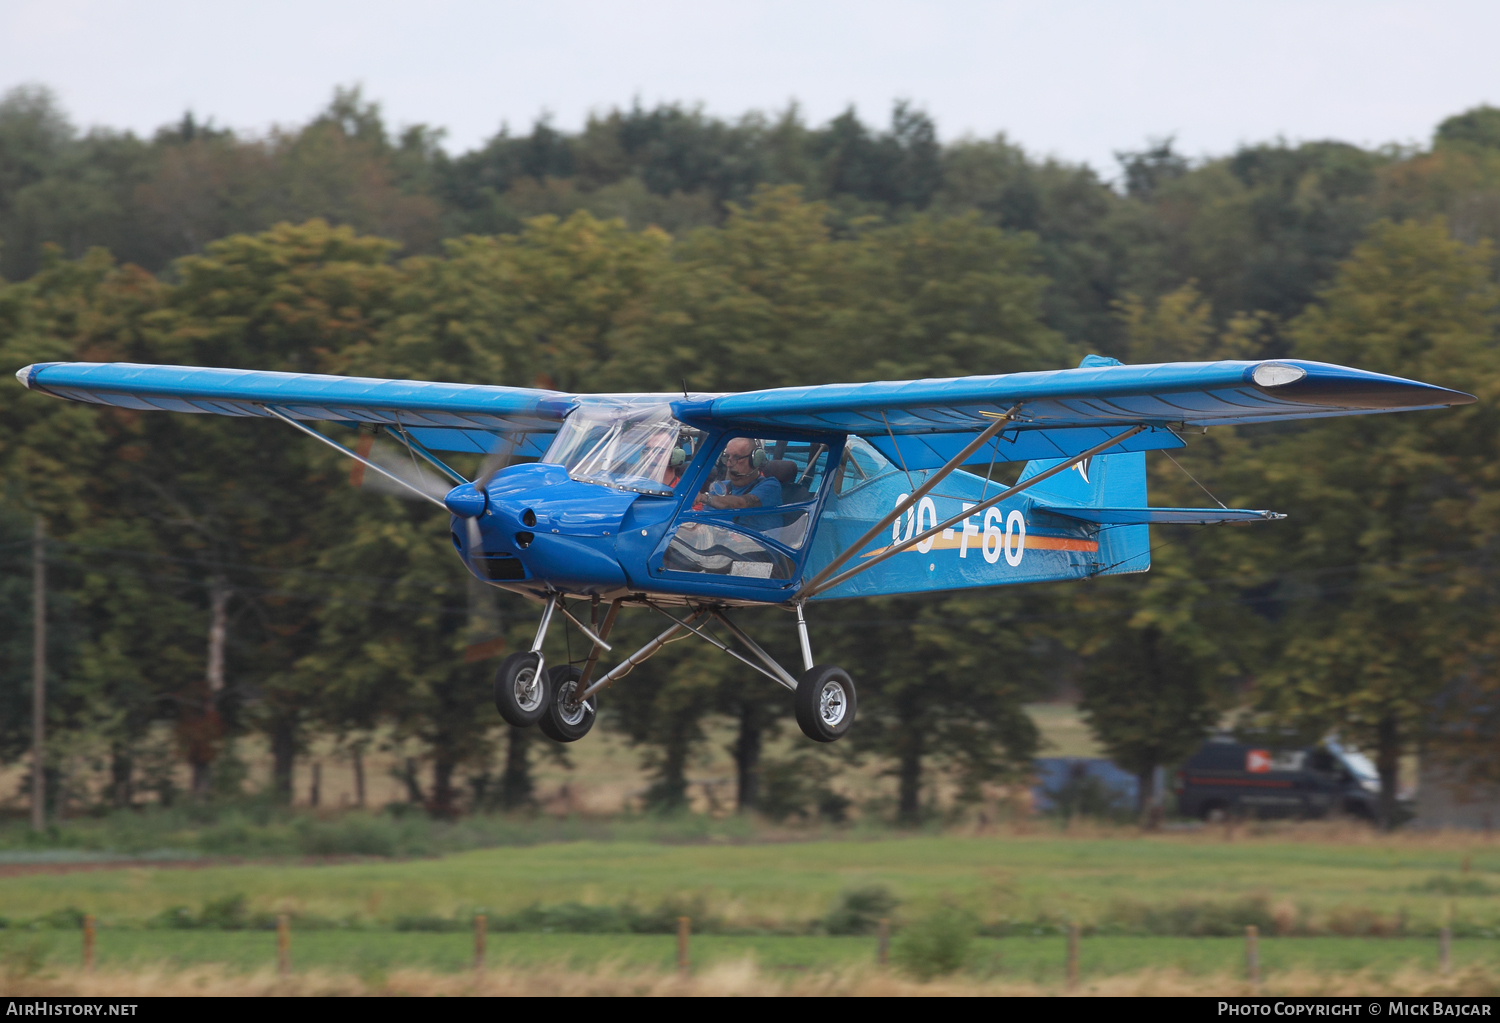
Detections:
702,437,781,510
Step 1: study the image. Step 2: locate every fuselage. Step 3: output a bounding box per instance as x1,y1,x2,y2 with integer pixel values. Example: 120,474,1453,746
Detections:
447,413,1144,606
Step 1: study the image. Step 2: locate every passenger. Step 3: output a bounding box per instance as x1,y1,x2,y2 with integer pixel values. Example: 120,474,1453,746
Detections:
641,431,687,488
702,438,781,511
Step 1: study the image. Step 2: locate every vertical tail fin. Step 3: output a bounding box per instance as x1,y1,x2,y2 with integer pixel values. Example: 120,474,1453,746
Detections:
1016,354,1150,575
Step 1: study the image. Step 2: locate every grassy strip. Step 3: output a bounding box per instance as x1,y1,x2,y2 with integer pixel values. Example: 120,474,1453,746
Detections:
3,956,1499,997
1,833,1497,935
0,932,1491,979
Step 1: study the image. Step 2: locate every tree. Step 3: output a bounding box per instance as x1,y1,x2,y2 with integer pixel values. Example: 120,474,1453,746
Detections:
834,594,1044,824
1248,219,1500,828
1063,288,1274,815
1077,626,1225,813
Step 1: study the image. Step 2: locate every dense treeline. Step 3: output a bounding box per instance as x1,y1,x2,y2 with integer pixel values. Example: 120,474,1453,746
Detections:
3,87,1500,827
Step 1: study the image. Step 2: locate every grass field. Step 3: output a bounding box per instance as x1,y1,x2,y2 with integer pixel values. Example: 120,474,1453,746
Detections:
1,930,1493,979
0,826,1494,993
2,827,1498,936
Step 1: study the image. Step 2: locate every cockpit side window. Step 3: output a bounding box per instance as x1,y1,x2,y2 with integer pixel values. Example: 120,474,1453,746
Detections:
835,435,895,494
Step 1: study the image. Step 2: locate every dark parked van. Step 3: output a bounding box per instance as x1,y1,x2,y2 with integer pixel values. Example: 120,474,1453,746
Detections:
1174,735,1381,820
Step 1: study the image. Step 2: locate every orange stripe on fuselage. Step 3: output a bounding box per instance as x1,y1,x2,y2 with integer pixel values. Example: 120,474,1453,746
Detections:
860,534,1098,558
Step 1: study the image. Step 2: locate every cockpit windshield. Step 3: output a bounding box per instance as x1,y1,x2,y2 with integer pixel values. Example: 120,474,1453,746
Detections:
543,404,701,497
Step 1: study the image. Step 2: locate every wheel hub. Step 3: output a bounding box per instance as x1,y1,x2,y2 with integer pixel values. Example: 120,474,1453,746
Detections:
514,667,543,712
557,681,591,726
818,679,846,726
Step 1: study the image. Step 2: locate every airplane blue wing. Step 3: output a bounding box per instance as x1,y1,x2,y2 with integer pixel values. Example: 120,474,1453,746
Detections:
14,362,573,454
671,359,1474,468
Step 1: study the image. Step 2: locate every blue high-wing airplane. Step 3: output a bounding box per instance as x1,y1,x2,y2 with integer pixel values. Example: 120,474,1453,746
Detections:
15,355,1473,744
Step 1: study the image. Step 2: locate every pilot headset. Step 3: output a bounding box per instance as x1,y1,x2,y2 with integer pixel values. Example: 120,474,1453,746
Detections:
717,438,767,472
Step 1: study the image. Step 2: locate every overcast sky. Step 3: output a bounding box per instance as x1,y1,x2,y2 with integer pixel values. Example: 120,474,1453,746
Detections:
3,0,1497,174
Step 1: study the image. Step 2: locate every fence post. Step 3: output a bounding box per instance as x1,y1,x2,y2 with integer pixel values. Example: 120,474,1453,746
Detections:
1066,923,1079,991
676,916,691,977
82,914,95,973
1439,926,1452,976
1245,925,1260,988
877,917,890,966
277,914,291,978
474,913,487,975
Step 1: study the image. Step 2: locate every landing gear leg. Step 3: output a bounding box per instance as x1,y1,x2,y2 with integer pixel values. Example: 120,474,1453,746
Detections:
540,598,619,743
789,605,855,742
493,594,557,727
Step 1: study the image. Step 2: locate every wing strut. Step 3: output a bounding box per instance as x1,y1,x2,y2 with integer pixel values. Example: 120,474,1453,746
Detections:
801,424,1148,599
390,420,469,486
258,404,450,511
795,405,1022,600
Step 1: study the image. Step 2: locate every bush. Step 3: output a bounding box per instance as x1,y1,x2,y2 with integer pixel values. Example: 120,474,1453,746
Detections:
393,915,463,933
623,897,721,935
148,906,196,929
825,885,899,935
1045,772,1132,822
510,903,629,933
198,894,248,930
892,905,977,980
1418,875,1496,896
758,755,847,824
1103,895,1276,936
293,815,404,857
34,907,85,930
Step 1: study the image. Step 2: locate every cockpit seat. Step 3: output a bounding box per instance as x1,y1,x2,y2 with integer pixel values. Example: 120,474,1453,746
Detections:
761,459,806,504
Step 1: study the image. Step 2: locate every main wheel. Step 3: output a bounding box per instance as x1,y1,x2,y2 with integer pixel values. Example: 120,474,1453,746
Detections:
494,652,549,727
795,665,856,742
538,665,597,743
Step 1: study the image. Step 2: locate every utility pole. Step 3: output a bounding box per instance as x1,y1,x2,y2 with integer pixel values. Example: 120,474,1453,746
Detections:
31,517,46,832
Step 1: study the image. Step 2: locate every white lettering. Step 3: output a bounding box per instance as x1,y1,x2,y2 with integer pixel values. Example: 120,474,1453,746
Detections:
982,507,1003,564
958,504,978,558
915,497,938,554
1004,509,1026,567
892,494,912,546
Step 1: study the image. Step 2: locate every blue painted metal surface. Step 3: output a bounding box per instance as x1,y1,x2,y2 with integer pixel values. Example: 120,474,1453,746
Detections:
671,359,1473,436
804,446,1153,600
14,356,1475,607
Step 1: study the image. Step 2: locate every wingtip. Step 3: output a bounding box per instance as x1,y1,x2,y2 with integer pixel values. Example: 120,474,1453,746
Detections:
1249,362,1481,411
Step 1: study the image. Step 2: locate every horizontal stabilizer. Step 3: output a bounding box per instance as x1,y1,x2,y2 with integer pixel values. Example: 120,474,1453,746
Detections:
1033,505,1285,525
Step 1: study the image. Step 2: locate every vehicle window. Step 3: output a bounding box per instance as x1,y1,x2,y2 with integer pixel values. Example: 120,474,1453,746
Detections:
544,403,701,496
836,436,894,495
662,522,796,580
690,434,835,546
698,505,813,550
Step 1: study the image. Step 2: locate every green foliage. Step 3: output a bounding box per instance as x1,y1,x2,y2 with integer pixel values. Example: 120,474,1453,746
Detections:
1436,106,1500,151
6,85,1500,820
824,885,899,935
1247,219,1500,826
1043,771,1133,822
892,903,977,979
1100,895,1276,937
1418,875,1498,897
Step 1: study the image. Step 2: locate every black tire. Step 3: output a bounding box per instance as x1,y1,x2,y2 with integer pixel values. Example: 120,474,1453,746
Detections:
795,665,856,742
538,665,597,743
494,652,549,727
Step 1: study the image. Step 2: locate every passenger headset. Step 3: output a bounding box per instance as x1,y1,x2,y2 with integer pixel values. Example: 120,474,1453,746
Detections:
716,438,767,475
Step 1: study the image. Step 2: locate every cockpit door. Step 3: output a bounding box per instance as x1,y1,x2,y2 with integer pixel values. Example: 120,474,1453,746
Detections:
648,433,843,591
